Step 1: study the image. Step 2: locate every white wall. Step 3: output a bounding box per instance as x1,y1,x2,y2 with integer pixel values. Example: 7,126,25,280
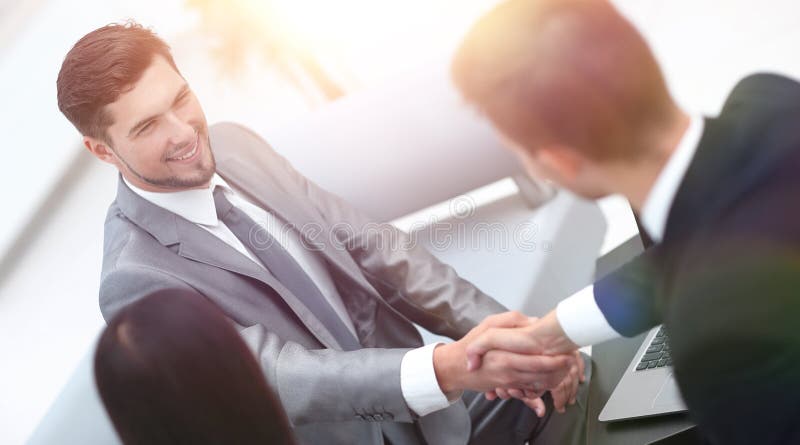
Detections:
614,0,800,115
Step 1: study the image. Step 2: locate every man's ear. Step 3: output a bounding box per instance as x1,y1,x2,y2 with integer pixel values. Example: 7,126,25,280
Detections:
83,136,117,165
536,145,585,181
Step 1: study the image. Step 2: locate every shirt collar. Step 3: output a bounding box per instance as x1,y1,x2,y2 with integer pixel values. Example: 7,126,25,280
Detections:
640,114,705,243
123,173,232,227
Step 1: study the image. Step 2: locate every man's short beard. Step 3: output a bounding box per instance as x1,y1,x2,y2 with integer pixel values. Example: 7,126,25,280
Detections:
113,134,216,190
131,162,216,189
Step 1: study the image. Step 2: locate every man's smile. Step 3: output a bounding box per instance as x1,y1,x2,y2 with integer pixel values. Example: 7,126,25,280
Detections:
166,132,200,163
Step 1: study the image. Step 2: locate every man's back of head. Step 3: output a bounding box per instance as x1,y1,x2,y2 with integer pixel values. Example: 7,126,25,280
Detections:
452,0,679,161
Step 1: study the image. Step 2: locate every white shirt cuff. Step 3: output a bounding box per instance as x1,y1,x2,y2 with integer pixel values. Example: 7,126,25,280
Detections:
556,285,621,347
400,343,460,417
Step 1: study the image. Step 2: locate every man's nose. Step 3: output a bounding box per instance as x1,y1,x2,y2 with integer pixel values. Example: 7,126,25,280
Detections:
165,113,195,146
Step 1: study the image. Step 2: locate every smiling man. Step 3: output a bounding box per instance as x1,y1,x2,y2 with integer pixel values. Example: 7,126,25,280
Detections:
56,22,590,444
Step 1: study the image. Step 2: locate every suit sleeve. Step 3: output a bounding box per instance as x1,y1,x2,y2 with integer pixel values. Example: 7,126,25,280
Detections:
215,122,507,339
592,248,662,337
237,322,419,425
100,264,424,425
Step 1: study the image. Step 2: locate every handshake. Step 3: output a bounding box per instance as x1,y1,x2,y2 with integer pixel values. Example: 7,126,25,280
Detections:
432,311,584,417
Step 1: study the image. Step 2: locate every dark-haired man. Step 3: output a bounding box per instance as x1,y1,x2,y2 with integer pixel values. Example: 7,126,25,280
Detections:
453,1,800,443
58,22,589,444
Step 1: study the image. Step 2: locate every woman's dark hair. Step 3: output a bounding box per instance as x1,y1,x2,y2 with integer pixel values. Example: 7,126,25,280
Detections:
94,288,294,445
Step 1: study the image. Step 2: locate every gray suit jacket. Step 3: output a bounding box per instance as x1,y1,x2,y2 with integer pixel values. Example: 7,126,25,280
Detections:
99,122,507,444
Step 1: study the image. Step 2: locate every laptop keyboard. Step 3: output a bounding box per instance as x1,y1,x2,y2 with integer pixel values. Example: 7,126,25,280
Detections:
635,326,672,371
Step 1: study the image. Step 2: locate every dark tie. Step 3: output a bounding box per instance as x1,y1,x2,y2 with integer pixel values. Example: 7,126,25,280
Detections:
213,187,361,350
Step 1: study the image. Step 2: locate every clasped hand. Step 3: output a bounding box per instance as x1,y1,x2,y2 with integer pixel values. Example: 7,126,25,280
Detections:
433,311,583,418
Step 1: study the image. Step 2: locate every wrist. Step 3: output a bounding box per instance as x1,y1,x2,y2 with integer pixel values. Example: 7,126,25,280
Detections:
432,343,464,395
535,311,580,354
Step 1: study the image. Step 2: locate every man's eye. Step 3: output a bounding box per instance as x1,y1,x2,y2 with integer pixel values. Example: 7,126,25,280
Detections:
138,121,154,135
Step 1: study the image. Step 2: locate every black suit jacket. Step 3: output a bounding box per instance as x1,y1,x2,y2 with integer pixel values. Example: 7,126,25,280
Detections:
594,73,800,444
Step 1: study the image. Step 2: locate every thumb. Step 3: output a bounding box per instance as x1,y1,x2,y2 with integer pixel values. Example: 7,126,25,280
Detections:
466,351,483,371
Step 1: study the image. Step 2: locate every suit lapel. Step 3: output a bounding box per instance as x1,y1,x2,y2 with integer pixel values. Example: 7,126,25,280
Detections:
114,177,342,349
217,158,380,295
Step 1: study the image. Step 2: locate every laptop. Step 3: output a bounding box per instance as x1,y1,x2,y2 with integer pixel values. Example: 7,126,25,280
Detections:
598,325,687,421
597,217,688,422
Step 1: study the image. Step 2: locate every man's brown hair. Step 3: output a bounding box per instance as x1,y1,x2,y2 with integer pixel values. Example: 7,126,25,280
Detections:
452,0,675,160
56,21,180,141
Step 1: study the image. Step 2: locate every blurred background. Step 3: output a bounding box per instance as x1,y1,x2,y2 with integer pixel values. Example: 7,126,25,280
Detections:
1,0,799,443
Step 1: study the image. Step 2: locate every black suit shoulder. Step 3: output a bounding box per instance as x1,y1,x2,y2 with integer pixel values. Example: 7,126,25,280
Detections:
722,72,800,112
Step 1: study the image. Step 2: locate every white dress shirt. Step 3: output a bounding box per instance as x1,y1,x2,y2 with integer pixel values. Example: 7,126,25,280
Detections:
124,174,454,416
556,115,705,346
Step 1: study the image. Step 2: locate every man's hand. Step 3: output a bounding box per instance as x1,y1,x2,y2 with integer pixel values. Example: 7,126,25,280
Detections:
546,350,586,412
485,387,547,417
432,312,574,409
485,350,586,415
465,309,579,371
